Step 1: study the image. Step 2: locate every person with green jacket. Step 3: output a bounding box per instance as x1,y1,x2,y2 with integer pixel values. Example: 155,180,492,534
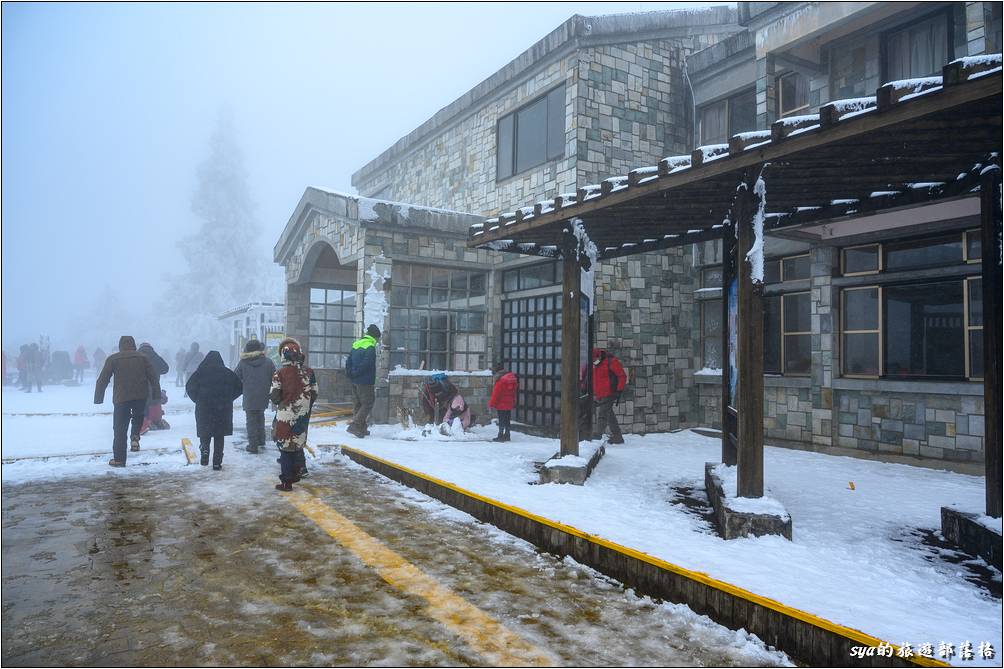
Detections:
345,324,380,438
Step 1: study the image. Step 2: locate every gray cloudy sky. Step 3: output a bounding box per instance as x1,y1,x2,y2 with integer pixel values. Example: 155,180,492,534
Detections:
2,1,727,350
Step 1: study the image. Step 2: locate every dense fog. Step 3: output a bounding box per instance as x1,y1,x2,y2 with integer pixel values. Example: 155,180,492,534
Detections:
2,1,726,361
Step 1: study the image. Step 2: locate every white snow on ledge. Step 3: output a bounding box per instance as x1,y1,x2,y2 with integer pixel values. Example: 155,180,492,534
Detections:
388,366,494,377
713,463,790,520
694,367,723,376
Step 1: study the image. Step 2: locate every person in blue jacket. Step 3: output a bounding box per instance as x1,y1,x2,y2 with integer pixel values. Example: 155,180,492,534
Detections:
345,324,381,438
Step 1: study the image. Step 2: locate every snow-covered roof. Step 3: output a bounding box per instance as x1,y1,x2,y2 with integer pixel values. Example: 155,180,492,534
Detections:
274,187,483,264
469,54,1002,260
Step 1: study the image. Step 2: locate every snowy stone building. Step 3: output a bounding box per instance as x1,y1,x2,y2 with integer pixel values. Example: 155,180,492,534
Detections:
275,2,1002,467
217,302,285,367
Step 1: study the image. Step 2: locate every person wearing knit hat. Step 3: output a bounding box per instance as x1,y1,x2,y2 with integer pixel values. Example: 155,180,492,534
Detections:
270,338,318,491
345,325,381,438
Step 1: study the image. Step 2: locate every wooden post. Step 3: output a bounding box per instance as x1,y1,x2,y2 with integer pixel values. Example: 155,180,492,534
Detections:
736,177,765,498
721,217,738,466
560,233,581,457
980,166,1002,518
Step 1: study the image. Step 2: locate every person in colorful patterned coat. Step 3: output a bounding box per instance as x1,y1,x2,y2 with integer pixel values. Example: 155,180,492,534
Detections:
270,338,318,491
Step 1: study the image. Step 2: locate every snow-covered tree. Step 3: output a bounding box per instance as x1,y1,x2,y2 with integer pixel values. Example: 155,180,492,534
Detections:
157,113,280,349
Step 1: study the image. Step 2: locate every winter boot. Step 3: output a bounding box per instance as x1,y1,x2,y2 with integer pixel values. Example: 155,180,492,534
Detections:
492,428,505,442
200,446,210,466
108,459,125,468
275,481,293,492
212,464,222,471
346,424,366,438
608,434,625,445
246,444,260,454
503,430,511,442
130,436,140,452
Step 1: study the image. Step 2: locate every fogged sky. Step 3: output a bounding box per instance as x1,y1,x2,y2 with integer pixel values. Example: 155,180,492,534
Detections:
2,1,728,350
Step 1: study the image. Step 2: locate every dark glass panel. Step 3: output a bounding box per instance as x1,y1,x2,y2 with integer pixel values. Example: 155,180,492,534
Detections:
843,245,880,274
884,281,964,378
515,96,547,173
764,296,782,374
497,114,514,179
784,334,811,374
844,333,880,376
884,234,963,271
844,288,879,331
782,255,811,281
546,86,565,160
784,292,811,333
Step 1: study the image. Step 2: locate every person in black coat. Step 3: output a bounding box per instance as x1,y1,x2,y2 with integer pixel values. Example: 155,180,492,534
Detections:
185,350,242,470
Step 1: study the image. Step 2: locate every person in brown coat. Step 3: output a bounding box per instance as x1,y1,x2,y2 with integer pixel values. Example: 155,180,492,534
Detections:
94,335,161,467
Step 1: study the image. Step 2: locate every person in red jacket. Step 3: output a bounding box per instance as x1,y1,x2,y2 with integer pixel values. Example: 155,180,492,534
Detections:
591,348,627,444
488,362,518,442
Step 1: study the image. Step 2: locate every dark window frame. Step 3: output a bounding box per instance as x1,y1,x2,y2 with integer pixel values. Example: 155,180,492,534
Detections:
308,285,358,370
501,261,559,293
496,85,566,181
501,294,563,427
777,71,810,118
698,87,756,145
763,253,812,376
879,6,954,83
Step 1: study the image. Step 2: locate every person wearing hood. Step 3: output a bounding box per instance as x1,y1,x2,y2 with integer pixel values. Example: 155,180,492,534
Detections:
185,351,242,470
234,338,276,453
138,342,170,433
270,338,318,491
345,324,381,438
95,336,162,467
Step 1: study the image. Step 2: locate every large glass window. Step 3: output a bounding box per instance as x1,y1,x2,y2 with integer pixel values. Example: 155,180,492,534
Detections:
502,295,562,427
389,264,487,371
841,280,980,380
698,89,755,145
884,11,950,81
309,286,357,369
497,86,565,180
762,254,811,376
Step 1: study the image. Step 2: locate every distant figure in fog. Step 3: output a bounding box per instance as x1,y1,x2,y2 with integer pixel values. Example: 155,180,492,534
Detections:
270,338,317,491
185,350,242,470
182,342,205,390
93,347,107,377
174,348,186,387
73,346,89,383
234,339,276,454
94,335,161,467
26,343,43,393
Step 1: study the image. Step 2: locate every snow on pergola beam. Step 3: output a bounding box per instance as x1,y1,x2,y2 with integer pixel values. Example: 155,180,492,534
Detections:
468,55,1002,257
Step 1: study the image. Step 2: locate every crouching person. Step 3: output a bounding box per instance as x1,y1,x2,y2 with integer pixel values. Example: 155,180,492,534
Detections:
185,351,243,470
235,339,276,453
271,339,318,492
489,362,518,442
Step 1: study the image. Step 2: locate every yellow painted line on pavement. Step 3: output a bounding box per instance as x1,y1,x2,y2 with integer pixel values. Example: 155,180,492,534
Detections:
285,488,554,667
340,445,951,669
311,419,340,428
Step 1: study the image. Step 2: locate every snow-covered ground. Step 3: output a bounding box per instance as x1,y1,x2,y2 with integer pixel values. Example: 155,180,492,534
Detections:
3,383,999,666
0,384,340,483
310,420,1003,667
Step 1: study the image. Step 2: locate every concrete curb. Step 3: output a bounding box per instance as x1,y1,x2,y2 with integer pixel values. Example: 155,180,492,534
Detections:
339,444,949,668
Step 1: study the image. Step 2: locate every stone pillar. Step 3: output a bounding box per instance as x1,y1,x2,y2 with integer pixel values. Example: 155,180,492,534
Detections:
359,255,393,423
810,246,836,447
285,282,311,357
754,54,776,130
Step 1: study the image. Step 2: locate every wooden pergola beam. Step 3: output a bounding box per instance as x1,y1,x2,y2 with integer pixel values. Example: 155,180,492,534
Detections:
980,165,1002,518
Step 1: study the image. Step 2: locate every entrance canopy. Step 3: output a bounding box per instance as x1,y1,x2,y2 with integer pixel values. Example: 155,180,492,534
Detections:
469,56,1001,258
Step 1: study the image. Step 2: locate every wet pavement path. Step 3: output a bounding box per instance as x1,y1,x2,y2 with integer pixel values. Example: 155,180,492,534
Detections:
2,450,787,667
